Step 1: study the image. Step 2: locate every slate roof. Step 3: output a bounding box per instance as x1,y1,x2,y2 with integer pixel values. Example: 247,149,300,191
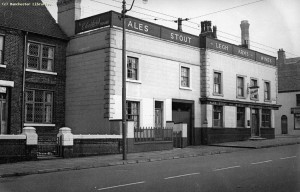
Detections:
278,58,300,92
0,0,67,40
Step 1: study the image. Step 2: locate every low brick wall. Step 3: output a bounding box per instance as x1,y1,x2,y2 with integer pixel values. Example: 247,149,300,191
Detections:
201,128,251,145
127,138,173,153
72,138,122,157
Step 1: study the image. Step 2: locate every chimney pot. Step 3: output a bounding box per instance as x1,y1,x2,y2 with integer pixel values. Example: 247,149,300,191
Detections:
240,20,250,48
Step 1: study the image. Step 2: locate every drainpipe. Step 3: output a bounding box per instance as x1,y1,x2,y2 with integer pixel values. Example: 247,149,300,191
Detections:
21,31,28,133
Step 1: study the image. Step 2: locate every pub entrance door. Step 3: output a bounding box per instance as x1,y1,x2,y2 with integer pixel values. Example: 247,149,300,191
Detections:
251,108,259,136
0,87,8,134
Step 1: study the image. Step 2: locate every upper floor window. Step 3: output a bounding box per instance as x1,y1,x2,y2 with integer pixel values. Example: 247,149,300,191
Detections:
27,42,54,72
0,36,4,64
213,105,223,127
237,76,245,98
250,78,258,100
297,94,300,106
25,90,53,123
264,81,271,101
127,57,138,80
181,66,190,88
213,72,222,95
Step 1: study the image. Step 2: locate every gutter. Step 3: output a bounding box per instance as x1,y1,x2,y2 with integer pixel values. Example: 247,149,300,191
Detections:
21,31,28,132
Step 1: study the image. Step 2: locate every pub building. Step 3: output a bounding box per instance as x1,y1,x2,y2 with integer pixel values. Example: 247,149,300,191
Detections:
275,49,300,136
58,0,279,145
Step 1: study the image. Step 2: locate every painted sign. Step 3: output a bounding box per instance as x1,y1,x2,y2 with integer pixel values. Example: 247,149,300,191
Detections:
206,38,232,54
233,46,255,60
111,12,161,37
75,12,111,34
161,27,199,47
0,87,6,93
256,52,276,65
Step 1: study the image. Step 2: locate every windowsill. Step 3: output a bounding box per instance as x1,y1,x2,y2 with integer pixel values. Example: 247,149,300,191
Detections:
0,64,6,68
26,68,57,75
126,79,142,84
264,99,271,103
24,123,56,127
236,96,246,99
180,86,192,91
213,93,224,97
250,98,259,101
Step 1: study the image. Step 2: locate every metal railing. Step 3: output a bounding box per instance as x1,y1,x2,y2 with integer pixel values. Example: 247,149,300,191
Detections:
134,127,173,142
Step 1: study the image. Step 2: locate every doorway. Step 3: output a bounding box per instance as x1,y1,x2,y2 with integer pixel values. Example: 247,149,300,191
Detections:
155,101,163,128
172,101,193,145
0,88,8,134
281,115,288,134
251,108,259,136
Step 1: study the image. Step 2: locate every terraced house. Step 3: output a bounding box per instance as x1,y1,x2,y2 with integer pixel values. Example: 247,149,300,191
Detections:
0,0,67,154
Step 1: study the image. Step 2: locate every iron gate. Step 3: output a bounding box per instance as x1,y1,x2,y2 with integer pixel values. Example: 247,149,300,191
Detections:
37,135,58,157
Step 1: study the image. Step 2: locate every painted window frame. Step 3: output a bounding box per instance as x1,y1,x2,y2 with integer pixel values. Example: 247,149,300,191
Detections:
236,75,246,99
27,41,55,72
237,107,245,128
213,70,223,96
0,35,4,65
296,94,300,107
126,100,140,129
127,56,139,81
294,114,300,130
250,78,259,101
25,89,53,124
261,109,271,128
180,64,192,90
213,105,223,127
264,80,271,102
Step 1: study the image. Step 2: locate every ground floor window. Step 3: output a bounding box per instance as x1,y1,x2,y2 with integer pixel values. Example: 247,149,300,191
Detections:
25,90,53,123
213,105,223,127
261,109,271,128
295,114,300,130
126,101,139,128
237,107,245,127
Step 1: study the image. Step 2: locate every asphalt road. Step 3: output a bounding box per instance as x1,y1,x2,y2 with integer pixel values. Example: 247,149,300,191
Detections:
0,145,299,192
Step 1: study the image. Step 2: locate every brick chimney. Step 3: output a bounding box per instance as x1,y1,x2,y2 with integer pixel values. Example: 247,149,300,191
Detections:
240,20,250,48
57,0,82,37
200,21,217,38
277,49,286,65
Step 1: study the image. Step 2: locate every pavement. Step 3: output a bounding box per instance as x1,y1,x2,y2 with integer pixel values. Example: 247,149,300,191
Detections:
0,135,299,178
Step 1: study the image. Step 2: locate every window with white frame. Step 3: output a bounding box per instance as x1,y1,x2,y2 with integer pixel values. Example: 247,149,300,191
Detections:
213,105,223,127
25,90,53,123
237,107,245,127
181,66,190,88
250,78,258,100
27,42,54,71
0,35,4,64
126,101,139,128
261,109,271,128
213,72,222,95
237,76,245,98
264,81,271,101
127,57,138,80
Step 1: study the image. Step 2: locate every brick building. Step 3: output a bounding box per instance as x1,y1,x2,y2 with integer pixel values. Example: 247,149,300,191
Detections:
0,0,67,142
275,49,300,135
58,0,279,145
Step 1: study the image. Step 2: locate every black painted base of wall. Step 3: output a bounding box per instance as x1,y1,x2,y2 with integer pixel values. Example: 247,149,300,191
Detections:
261,128,275,139
127,138,173,153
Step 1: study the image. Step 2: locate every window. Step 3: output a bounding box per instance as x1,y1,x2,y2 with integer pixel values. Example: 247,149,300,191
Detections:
213,105,223,127
213,72,222,95
237,76,245,97
237,107,245,127
261,109,271,128
127,57,138,80
297,94,300,106
27,42,54,71
250,79,258,100
181,66,190,88
264,81,271,101
0,35,4,64
126,101,139,128
25,90,53,123
295,114,300,130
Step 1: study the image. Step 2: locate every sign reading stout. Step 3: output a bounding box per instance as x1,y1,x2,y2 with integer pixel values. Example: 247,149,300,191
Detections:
161,27,199,47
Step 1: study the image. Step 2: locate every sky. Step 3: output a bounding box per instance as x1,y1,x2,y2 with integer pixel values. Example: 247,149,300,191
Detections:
43,0,300,58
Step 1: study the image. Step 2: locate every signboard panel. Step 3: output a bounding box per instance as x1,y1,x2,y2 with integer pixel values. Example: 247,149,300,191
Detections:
161,27,199,47
256,52,276,66
75,12,111,34
233,46,255,60
111,12,161,37
206,38,232,54
0,87,6,93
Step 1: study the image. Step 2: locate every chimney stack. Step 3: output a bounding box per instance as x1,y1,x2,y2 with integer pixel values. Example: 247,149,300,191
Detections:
57,0,82,37
200,21,217,38
177,18,183,32
240,20,250,48
277,49,286,65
